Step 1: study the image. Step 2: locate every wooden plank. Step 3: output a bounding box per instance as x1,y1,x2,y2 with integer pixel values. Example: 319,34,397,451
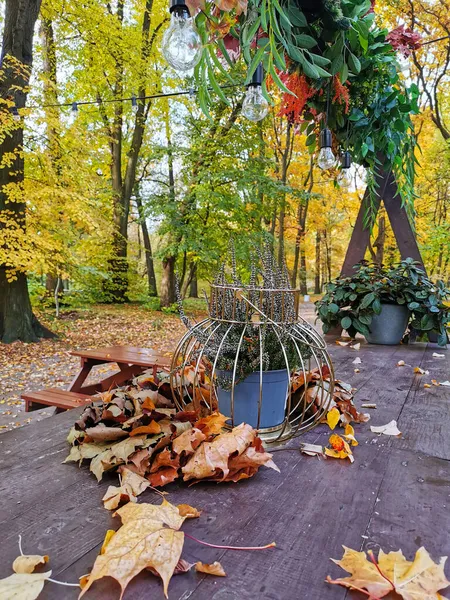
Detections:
69,346,172,368
396,346,450,459
341,185,382,275
382,170,425,269
363,449,450,581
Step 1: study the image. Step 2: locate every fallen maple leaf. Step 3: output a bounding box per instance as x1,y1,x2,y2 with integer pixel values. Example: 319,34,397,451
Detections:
397,360,406,367
327,407,341,430
414,367,429,375
352,357,362,365
195,561,226,576
172,427,206,455
432,353,445,358
327,545,450,600
0,571,52,599
80,500,185,599
12,554,49,574
336,340,351,346
351,343,361,351
370,420,402,437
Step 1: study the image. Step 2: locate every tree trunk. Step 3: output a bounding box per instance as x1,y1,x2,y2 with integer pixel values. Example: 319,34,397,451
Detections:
100,0,159,302
314,230,321,295
181,261,196,298
292,159,313,290
135,195,157,297
0,0,55,343
160,256,176,306
299,246,307,294
189,265,198,298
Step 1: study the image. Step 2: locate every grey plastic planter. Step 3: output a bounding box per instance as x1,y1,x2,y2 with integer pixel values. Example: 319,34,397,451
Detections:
217,369,289,429
365,304,409,345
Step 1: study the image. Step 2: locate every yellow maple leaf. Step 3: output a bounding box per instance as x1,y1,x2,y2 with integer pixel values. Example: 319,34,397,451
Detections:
326,407,341,430
343,424,358,446
328,546,450,600
80,499,186,599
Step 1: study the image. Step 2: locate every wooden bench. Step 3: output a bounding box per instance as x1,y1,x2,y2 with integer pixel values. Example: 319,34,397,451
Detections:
22,388,92,413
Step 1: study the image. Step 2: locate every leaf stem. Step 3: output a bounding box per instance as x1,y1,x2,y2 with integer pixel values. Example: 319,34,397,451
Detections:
48,578,80,587
185,533,276,551
326,576,382,599
367,550,395,590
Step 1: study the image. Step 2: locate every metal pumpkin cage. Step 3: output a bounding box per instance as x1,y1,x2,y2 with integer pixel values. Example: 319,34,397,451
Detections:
170,252,334,443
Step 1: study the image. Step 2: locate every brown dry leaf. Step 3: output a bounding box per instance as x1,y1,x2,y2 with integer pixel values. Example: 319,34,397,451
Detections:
130,421,161,436
172,427,206,456
84,424,128,442
80,500,185,600
12,554,49,574
182,423,255,481
0,571,52,599
327,546,450,600
177,504,202,518
102,468,150,510
195,412,229,437
300,443,324,457
195,561,227,577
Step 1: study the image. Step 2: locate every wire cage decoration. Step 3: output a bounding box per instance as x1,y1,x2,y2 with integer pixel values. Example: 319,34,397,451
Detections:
170,248,335,443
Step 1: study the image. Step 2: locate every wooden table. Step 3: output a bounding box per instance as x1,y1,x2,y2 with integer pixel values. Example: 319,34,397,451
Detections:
1,341,449,599
69,346,172,395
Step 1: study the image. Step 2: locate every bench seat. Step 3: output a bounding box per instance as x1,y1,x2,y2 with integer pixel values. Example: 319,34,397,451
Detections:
22,388,93,413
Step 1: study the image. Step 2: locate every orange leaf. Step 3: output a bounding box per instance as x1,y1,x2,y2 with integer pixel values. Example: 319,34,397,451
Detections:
142,397,156,411
130,421,161,436
177,504,202,518
147,466,179,487
195,561,227,576
194,412,229,437
150,448,180,473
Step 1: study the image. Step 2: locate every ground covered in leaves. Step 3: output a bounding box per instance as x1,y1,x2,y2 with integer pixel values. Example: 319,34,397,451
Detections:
0,305,190,433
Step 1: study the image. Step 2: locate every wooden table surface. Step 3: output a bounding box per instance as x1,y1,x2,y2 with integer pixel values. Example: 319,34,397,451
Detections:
1,341,449,600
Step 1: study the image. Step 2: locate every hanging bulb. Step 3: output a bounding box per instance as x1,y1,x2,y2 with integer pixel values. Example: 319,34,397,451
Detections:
131,94,138,112
318,128,336,170
11,106,20,122
161,0,202,72
242,64,269,122
337,150,352,188
337,167,352,188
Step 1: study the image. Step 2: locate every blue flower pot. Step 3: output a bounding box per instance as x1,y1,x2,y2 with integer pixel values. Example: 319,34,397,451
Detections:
217,369,289,429
365,304,409,345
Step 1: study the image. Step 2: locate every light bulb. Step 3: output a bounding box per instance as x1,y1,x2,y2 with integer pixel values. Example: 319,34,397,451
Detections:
338,168,352,188
318,146,336,170
242,85,269,122
11,107,20,122
161,8,202,72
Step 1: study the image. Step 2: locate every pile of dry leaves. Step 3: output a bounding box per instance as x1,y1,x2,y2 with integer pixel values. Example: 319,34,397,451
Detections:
65,371,279,509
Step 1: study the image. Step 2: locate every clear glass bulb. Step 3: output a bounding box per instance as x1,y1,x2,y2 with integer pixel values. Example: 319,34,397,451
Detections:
242,85,269,122
161,11,202,72
338,167,352,188
318,146,336,170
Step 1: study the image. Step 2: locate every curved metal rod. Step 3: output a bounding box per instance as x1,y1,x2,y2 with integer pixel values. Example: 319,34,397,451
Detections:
192,320,224,411
230,324,248,428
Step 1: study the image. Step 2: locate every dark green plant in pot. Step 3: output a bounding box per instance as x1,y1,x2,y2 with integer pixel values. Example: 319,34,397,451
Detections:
316,259,450,346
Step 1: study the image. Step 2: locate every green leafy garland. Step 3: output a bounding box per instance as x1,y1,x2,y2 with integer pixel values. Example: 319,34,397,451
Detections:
191,0,419,222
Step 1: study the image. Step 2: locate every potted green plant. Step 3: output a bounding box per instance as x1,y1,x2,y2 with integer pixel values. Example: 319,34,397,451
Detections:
316,259,450,346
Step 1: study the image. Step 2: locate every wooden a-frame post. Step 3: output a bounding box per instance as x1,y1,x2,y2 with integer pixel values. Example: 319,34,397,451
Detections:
341,163,425,276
